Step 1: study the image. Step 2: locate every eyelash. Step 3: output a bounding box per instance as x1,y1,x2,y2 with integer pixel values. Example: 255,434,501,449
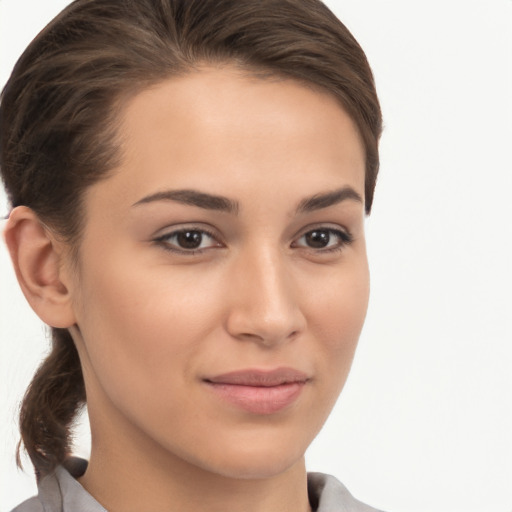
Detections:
153,226,353,256
292,227,354,254
154,227,220,255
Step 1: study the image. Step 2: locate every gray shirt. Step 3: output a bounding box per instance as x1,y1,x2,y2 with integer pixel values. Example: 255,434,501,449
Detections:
11,460,383,512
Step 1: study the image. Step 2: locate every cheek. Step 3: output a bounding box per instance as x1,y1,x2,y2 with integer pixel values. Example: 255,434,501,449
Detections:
305,257,369,391
308,254,369,340
72,255,225,399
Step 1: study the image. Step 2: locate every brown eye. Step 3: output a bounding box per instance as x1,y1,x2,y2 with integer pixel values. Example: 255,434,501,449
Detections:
176,230,204,249
155,228,221,253
293,227,353,252
304,229,331,248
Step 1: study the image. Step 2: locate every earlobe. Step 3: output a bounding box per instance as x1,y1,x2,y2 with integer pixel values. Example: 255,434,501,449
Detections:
4,206,77,328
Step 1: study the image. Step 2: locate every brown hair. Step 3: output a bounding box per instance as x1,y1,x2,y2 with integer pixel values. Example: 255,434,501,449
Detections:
0,0,382,478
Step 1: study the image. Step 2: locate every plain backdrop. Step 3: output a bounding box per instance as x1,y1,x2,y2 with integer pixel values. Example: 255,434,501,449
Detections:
1,1,511,511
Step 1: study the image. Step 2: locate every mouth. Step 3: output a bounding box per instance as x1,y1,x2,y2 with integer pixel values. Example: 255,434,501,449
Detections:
203,368,309,415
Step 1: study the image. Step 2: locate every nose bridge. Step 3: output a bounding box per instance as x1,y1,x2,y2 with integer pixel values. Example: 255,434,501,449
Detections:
226,242,304,345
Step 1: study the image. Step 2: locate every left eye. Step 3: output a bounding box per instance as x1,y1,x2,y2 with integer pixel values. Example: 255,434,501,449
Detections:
293,228,352,251
155,229,220,252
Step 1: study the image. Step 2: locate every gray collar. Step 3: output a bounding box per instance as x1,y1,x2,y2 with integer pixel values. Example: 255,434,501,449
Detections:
21,459,383,512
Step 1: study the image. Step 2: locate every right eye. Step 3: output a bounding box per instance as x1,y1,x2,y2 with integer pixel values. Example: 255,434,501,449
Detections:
154,228,222,254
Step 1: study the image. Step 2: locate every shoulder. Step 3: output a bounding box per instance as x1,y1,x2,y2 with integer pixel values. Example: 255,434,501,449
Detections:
9,470,63,512
9,465,69,512
308,472,386,512
10,497,44,512
10,460,105,512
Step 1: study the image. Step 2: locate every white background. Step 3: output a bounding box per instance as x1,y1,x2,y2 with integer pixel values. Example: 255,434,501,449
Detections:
1,1,511,511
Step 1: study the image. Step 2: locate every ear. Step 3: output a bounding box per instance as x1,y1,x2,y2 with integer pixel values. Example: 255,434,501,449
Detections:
4,206,77,328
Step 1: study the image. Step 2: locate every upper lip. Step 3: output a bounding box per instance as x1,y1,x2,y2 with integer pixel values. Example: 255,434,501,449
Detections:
204,367,309,387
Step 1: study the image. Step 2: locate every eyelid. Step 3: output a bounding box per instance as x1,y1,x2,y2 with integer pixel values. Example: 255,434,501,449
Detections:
292,222,352,240
291,224,354,251
153,224,224,254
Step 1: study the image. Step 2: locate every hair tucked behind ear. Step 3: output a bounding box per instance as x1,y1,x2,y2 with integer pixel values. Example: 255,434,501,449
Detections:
17,329,86,480
1,0,382,478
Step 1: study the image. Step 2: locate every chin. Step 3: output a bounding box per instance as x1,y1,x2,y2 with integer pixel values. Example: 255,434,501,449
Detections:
208,454,303,480
187,435,308,480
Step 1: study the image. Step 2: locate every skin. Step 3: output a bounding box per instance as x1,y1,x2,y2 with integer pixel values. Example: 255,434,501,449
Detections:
6,67,369,512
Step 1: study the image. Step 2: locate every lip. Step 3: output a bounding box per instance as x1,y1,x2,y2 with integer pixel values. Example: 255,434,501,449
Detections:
203,368,309,415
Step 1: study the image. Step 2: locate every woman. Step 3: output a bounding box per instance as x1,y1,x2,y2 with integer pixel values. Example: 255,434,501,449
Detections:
1,0,383,510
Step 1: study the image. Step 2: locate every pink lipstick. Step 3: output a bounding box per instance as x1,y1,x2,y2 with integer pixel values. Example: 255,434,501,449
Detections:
203,368,308,415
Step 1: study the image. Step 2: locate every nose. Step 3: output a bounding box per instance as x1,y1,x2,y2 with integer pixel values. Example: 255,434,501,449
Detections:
225,246,306,347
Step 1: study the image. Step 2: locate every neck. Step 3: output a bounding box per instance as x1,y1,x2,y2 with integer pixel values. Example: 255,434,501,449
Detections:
80,405,312,512
82,450,311,512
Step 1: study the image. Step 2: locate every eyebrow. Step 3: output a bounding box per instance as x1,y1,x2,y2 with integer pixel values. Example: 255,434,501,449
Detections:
132,189,239,214
295,186,363,213
132,185,362,215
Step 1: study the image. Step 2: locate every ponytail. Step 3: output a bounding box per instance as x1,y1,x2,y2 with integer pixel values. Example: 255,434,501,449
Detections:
17,328,85,479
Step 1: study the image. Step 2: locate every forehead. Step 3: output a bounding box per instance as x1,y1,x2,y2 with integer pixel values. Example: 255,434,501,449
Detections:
86,67,365,212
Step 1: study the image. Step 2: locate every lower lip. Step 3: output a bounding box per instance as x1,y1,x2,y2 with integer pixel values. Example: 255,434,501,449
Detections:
205,381,305,415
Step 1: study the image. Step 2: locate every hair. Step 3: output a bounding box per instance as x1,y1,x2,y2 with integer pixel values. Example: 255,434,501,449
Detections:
0,0,382,478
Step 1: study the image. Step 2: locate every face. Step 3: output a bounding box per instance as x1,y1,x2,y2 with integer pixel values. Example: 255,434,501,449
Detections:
67,67,369,480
